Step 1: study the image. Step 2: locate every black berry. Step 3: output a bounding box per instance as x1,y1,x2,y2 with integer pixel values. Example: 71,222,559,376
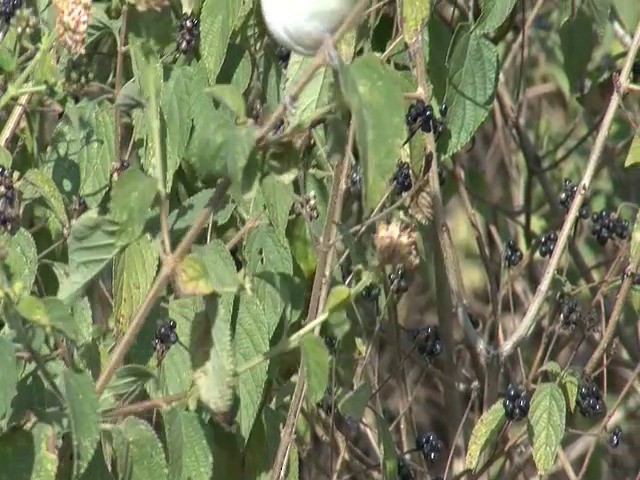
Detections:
349,165,362,194
324,335,337,355
576,377,605,417
502,384,530,421
393,161,412,195
176,13,199,55
0,0,20,21
558,294,581,330
608,426,622,448
388,265,409,294
590,209,629,246
538,231,558,258
415,432,444,463
413,326,443,362
276,46,291,68
504,240,523,268
153,319,179,359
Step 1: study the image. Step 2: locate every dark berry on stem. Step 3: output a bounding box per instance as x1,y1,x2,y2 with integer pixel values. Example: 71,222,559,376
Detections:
576,378,605,417
504,240,523,268
388,265,409,293
608,426,622,448
538,231,558,258
414,326,443,362
176,13,200,55
0,0,20,21
502,384,530,421
439,103,448,117
416,432,443,463
393,161,412,195
324,335,337,355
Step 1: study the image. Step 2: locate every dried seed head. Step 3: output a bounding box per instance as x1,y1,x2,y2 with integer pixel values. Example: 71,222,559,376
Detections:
54,0,91,56
374,220,419,270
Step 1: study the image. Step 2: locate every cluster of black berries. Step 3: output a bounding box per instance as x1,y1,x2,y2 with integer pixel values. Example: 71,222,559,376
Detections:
176,13,199,55
324,335,337,355
576,378,605,417
276,46,291,68
608,426,622,448
413,326,443,362
397,456,413,480
558,294,582,330
153,320,178,359
415,432,444,463
558,178,590,219
502,384,530,421
504,240,523,268
388,265,409,293
0,167,17,232
405,100,447,135
590,209,630,246
0,0,20,21
393,161,412,195
538,231,558,258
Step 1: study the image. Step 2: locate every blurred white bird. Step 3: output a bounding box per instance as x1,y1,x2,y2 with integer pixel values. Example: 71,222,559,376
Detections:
260,0,356,58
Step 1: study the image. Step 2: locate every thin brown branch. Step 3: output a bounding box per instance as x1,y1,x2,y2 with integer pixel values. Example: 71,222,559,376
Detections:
499,20,640,359
0,93,32,148
102,392,187,419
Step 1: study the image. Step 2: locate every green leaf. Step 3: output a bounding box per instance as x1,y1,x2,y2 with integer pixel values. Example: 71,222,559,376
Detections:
0,145,11,168
187,240,240,296
162,67,193,189
45,101,115,209
234,292,274,443
284,56,333,127
166,188,235,238
112,234,159,333
114,417,168,480
100,365,156,410
340,54,407,213
0,228,37,293
539,361,562,378
338,383,371,422
527,383,566,476
200,0,240,84
560,370,580,413
163,409,214,480
286,215,317,280
582,0,612,36
300,335,330,404
193,294,236,415
374,413,397,480
439,28,498,156
207,84,247,118
57,210,124,302
63,369,100,478
474,0,517,33
624,134,640,168
261,174,294,239
18,169,69,229
16,295,76,339
108,168,158,243
324,285,351,314
465,400,506,472
428,15,453,101
0,337,17,419
560,9,597,93
0,424,58,479
614,0,640,34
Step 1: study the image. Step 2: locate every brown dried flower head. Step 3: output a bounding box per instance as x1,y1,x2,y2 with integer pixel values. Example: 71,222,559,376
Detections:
374,220,419,270
54,0,92,56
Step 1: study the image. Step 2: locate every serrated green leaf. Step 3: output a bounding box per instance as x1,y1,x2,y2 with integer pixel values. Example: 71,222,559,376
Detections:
338,383,371,421
340,54,406,213
428,15,453,101
163,409,214,480
18,169,69,229
539,361,562,378
112,234,159,333
474,0,517,33
108,169,158,243
560,9,597,94
261,174,294,239
207,84,247,118
63,369,100,478
465,400,506,472
375,412,397,480
560,370,580,413
100,365,157,410
200,0,240,83
527,383,566,476
0,424,58,479
0,337,17,419
45,101,115,209
402,0,430,43
176,240,239,296
0,228,37,293
234,292,274,443
166,188,235,238
193,294,236,414
284,55,332,127
301,335,329,404
57,210,124,302
114,417,168,480
286,215,317,280
439,28,498,156
16,295,76,339
624,134,640,168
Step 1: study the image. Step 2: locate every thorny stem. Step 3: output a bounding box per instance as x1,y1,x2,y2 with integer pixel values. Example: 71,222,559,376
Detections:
499,20,640,360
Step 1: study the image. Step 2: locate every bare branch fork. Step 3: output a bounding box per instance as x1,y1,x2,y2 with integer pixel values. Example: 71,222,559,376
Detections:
499,20,640,360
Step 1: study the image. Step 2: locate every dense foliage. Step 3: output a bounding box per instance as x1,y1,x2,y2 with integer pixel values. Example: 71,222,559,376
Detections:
0,0,639,479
